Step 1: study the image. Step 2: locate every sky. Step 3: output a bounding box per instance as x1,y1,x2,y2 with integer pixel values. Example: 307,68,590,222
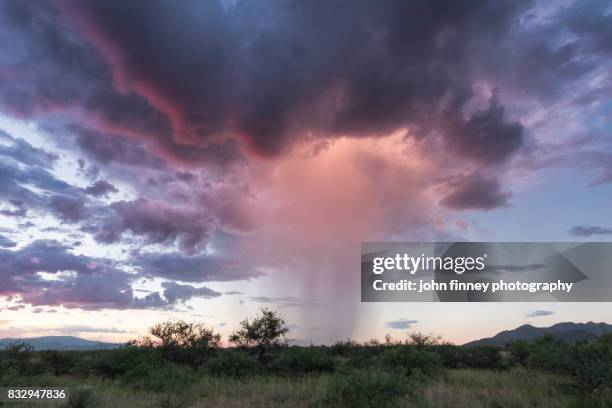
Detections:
0,0,612,345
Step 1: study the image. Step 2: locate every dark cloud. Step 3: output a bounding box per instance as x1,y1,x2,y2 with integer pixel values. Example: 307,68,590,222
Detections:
526,310,554,318
84,179,117,197
562,0,612,58
0,234,16,248
96,199,213,255
161,281,221,303
440,175,511,210
0,240,188,310
137,250,263,283
48,194,87,222
1,0,610,173
568,225,612,237
2,0,557,166
0,240,93,280
384,318,419,330
0,240,133,309
445,94,524,165
73,126,164,168
58,0,534,159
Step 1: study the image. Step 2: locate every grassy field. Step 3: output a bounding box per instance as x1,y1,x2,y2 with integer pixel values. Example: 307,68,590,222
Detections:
1,315,610,407
2,368,606,408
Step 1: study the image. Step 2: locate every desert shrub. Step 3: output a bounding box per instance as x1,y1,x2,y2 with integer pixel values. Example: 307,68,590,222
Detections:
270,347,335,376
92,346,159,380
341,346,385,369
411,344,503,370
526,335,612,393
119,360,198,391
63,386,99,408
509,340,530,365
569,342,612,392
41,351,78,376
206,349,258,378
330,339,361,356
458,346,503,369
1,342,50,376
320,370,412,407
527,336,571,372
406,331,444,347
381,346,441,377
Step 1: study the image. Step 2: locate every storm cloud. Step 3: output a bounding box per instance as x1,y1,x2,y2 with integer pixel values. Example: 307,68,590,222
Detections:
0,0,611,321
439,175,512,211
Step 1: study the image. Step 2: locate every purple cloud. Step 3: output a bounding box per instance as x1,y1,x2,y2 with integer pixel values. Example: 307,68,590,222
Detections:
440,175,512,210
48,195,87,222
84,179,118,197
96,198,212,255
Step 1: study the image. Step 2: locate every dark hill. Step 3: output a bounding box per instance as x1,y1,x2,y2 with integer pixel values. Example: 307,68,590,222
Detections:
0,335,120,350
464,322,612,346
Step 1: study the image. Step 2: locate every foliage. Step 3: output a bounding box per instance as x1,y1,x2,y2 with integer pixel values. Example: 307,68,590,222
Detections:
206,349,259,378
229,308,289,361
509,339,530,365
406,331,446,347
381,345,442,376
1,317,611,405
119,360,198,392
137,320,221,369
507,334,612,393
269,347,335,376
91,346,159,380
319,369,411,407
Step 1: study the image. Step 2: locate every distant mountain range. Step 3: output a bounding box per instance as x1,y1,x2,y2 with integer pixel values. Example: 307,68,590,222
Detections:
2,323,610,350
0,336,120,351
465,322,612,346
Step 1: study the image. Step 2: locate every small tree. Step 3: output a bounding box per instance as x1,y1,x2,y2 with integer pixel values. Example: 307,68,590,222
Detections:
148,320,221,350
406,331,444,347
138,320,221,369
229,308,289,361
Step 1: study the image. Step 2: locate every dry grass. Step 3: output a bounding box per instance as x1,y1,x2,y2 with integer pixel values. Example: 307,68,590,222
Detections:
420,368,575,408
7,368,608,408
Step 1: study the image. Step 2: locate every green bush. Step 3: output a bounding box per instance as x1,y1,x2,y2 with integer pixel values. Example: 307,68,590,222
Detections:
119,360,198,391
92,346,159,380
331,339,360,356
41,351,78,376
270,347,335,376
206,350,258,378
569,342,612,392
527,336,571,372
509,340,530,365
381,346,441,376
320,370,411,407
